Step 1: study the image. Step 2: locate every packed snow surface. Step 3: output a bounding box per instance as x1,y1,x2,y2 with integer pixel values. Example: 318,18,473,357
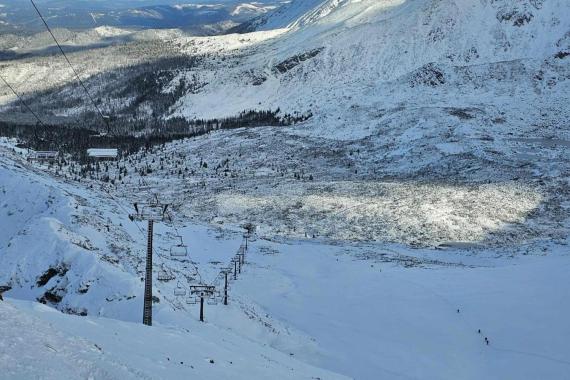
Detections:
0,299,346,380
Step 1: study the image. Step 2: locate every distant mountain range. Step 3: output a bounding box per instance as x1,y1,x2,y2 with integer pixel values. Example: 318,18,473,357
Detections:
0,0,282,34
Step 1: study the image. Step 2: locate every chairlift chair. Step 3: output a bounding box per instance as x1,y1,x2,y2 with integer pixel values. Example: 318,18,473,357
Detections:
186,296,199,305
174,282,186,297
207,297,218,306
131,196,169,222
157,269,175,282
170,235,188,258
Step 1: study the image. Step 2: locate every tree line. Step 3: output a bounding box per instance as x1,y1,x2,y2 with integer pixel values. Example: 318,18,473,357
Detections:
0,109,309,163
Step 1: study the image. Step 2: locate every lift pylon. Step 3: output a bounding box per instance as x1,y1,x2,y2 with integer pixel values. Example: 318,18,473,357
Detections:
129,195,170,327
190,285,216,322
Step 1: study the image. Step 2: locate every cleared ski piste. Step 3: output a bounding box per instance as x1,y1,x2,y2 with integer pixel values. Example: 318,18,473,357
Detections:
233,239,570,379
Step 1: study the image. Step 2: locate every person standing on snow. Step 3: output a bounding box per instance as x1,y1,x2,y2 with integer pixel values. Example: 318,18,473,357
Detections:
0,286,11,301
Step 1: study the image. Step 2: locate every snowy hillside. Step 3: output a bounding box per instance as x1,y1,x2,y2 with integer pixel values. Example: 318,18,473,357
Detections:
0,0,569,247
173,0,570,122
233,0,325,31
0,144,351,378
0,299,345,379
1,143,570,379
0,1,570,378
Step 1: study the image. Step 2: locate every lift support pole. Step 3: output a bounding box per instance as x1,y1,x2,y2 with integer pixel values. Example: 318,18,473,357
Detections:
191,285,215,322
130,197,169,327
224,272,229,305
143,220,154,326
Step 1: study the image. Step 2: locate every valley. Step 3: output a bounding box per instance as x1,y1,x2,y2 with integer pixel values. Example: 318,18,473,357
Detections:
0,0,569,379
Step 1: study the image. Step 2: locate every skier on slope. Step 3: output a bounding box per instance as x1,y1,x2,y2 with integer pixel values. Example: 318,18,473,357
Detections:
0,286,11,301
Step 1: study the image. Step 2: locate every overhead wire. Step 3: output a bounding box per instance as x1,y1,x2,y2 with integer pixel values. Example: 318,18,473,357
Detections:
0,74,45,127
99,183,181,282
29,0,111,134
24,0,211,296
137,174,205,284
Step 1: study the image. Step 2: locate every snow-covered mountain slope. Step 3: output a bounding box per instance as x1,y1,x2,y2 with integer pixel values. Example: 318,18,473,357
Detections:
0,150,148,319
231,2,280,17
0,299,346,380
0,144,351,378
2,0,568,139
237,0,325,31
1,2,569,379
176,0,570,121
0,0,569,248
2,142,570,379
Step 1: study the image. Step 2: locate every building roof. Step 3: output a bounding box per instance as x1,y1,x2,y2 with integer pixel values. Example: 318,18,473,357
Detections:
87,148,118,158
34,151,58,156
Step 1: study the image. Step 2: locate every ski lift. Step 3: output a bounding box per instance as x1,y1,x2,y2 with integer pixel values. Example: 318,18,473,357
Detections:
170,236,188,258
174,282,186,297
87,115,119,160
186,296,199,305
157,268,175,282
130,195,169,222
190,285,215,298
207,297,218,306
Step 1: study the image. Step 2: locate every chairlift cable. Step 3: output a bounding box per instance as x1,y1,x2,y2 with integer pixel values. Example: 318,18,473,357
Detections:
107,180,204,286
135,178,203,283
0,74,45,127
30,0,111,134
170,215,204,284
99,184,171,274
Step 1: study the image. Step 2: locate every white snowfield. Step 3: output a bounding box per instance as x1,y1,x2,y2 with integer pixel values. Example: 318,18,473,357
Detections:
0,299,347,380
1,140,570,379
